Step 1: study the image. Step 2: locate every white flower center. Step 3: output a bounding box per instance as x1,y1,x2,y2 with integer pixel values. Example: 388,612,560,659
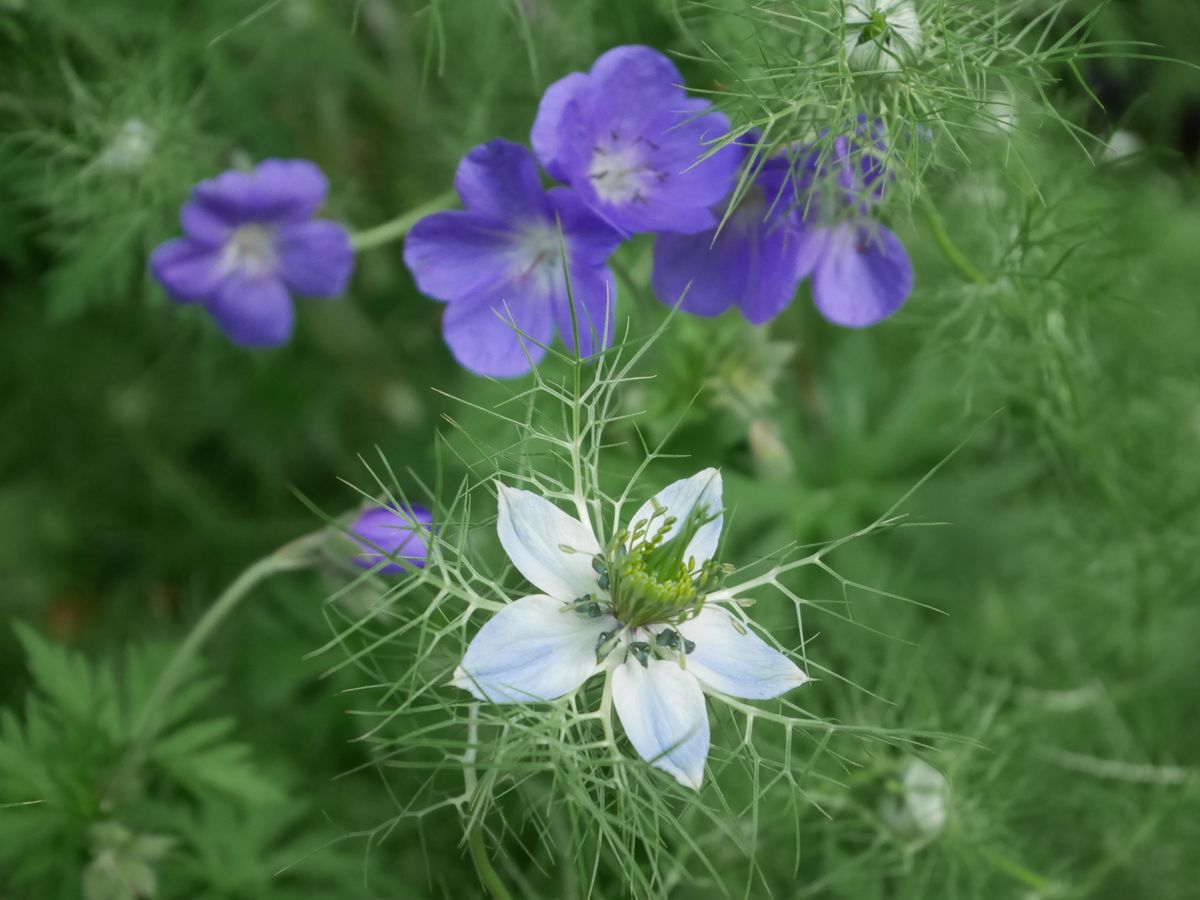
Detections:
508,221,567,295
728,184,770,235
221,224,277,277
587,135,663,205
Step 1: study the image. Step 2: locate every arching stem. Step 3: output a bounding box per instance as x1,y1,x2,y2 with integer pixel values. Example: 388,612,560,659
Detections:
117,531,323,787
920,193,987,285
350,190,457,251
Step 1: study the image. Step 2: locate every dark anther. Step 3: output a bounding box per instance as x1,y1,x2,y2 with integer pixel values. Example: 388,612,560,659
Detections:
628,641,652,668
683,638,697,655
655,628,680,650
595,630,615,662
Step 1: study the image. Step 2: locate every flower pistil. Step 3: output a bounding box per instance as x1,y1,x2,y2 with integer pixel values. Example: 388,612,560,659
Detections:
595,502,730,631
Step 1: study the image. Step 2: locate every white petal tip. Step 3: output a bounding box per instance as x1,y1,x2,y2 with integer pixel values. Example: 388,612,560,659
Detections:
662,763,705,792
450,666,486,700
654,761,704,790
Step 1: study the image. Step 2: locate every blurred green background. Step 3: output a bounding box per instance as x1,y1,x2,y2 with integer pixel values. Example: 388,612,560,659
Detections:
1,1,1198,897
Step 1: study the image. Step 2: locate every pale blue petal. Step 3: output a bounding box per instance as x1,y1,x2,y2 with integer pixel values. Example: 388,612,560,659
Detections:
678,606,808,699
496,484,603,600
452,595,611,702
612,658,710,789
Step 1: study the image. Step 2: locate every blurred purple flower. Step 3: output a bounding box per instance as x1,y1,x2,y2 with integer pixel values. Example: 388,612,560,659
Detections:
650,122,912,328
350,505,433,574
531,45,740,236
795,129,913,327
150,159,354,347
651,143,807,324
403,139,621,378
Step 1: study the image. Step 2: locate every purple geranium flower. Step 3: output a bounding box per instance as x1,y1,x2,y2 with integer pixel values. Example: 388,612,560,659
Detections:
794,130,913,327
150,159,354,347
651,141,807,324
531,45,740,235
349,504,433,574
403,139,621,378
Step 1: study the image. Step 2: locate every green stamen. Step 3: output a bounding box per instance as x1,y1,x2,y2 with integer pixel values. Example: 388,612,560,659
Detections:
603,503,730,628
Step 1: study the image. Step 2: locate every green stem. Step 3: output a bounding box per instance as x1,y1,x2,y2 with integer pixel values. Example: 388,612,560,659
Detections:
467,823,515,900
981,848,1054,892
350,190,457,251
463,704,515,900
920,194,987,285
126,532,322,760
608,253,651,335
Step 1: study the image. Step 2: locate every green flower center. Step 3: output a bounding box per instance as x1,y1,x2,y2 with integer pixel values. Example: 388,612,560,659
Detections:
595,501,728,629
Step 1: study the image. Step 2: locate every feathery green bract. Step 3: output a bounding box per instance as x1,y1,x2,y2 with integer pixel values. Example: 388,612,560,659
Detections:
311,320,966,897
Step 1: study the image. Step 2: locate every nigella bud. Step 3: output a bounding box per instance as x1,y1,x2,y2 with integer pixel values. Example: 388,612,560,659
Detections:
843,0,923,73
348,504,432,574
748,419,795,481
96,118,157,172
881,759,951,843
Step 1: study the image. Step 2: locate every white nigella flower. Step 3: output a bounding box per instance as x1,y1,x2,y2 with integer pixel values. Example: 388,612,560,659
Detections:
453,469,808,789
843,0,923,73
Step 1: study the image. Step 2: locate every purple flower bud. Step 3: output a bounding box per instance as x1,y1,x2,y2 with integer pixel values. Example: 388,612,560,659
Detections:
349,505,433,574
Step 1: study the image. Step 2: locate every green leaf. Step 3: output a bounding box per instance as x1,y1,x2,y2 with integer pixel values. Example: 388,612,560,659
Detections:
12,623,103,725
154,739,285,806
